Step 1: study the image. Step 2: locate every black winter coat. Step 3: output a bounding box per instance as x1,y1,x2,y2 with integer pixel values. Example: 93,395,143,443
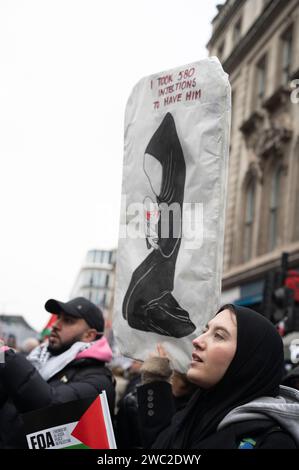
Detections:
137,382,296,449
0,351,115,448
116,380,194,449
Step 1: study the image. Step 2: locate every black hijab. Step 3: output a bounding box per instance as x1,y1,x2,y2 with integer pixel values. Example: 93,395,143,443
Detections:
154,304,284,449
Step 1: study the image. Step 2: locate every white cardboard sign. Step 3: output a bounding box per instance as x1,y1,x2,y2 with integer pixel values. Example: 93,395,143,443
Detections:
114,58,231,371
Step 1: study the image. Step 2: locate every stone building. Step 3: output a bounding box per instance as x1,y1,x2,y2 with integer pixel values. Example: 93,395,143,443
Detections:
0,314,38,349
208,0,299,307
70,249,116,326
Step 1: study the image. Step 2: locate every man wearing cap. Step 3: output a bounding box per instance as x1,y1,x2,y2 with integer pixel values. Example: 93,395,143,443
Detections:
0,297,115,448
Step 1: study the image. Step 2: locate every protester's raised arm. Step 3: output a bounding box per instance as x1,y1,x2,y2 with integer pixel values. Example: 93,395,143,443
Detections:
137,344,176,448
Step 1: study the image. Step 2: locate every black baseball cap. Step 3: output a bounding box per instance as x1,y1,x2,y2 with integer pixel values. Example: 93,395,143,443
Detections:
45,297,104,334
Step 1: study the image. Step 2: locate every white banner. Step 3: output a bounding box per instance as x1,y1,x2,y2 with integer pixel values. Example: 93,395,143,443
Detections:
114,58,231,371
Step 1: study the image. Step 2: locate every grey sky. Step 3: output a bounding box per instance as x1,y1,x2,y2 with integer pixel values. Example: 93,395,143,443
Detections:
0,0,220,331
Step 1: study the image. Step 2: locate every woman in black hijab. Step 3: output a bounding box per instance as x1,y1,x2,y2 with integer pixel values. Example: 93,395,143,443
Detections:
137,305,299,449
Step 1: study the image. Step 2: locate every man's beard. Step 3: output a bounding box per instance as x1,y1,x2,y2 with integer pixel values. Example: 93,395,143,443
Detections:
47,335,85,356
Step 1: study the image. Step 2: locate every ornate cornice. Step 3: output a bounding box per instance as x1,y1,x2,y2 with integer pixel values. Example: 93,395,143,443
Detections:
240,111,263,136
291,68,299,80
246,160,263,183
263,86,292,113
240,91,293,160
256,126,293,159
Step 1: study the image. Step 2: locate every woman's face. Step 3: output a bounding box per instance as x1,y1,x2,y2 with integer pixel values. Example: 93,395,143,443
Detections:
187,309,237,389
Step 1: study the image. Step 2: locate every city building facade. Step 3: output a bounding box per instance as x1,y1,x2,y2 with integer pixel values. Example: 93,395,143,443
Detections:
207,0,299,308
0,314,38,348
70,249,116,325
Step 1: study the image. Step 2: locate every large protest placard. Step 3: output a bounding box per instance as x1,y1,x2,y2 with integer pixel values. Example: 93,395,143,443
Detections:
23,391,116,449
114,58,231,371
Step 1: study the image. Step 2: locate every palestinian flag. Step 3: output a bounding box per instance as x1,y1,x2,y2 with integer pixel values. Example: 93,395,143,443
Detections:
40,314,57,339
23,391,116,449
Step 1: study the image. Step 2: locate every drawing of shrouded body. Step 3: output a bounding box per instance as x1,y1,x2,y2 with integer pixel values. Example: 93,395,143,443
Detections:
122,112,196,338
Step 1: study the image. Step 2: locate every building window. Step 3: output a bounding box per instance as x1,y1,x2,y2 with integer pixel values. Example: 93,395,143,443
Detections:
256,55,267,106
233,17,242,45
86,250,96,263
217,40,225,60
243,179,255,262
231,90,237,136
294,150,299,241
94,271,102,287
82,270,91,286
105,251,111,264
269,167,283,251
94,251,101,263
281,27,293,86
94,270,101,287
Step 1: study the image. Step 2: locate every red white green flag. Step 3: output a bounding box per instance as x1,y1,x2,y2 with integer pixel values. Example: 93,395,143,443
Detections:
23,391,116,449
40,314,57,339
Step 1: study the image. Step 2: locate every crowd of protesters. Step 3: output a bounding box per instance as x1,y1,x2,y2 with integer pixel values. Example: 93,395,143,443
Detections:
1,298,299,449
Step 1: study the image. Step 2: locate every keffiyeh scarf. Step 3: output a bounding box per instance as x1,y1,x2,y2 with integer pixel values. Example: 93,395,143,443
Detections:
27,340,92,381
